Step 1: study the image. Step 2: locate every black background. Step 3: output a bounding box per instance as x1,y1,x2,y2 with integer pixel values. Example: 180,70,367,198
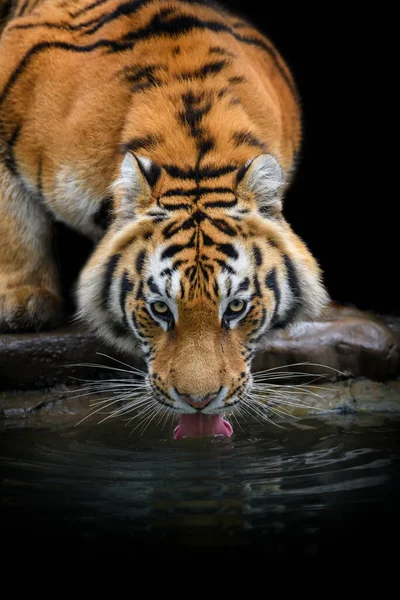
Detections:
57,0,399,317
223,1,397,316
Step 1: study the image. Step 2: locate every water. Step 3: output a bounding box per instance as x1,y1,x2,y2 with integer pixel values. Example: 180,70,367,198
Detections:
1,415,399,567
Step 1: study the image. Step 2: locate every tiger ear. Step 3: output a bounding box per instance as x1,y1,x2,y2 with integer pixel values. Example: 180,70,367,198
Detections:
237,154,284,217
113,153,161,220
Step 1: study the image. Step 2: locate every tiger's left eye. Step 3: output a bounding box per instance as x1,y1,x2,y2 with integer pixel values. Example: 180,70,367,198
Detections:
224,299,247,322
152,301,169,315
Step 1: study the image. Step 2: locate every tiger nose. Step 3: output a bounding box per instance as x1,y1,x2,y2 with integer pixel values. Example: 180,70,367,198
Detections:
176,390,220,410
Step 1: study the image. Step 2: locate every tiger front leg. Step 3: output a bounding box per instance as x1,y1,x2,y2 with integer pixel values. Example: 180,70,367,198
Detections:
0,166,63,332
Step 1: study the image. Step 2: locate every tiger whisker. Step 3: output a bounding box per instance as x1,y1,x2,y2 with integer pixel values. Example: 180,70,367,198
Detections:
252,388,330,400
161,408,178,433
110,392,153,411
251,362,345,375
252,376,333,388
124,399,163,426
64,362,147,377
67,383,148,401
95,352,147,376
157,405,172,431
252,376,327,386
267,404,300,420
252,371,328,380
253,382,334,398
239,395,283,427
236,401,252,424
228,405,243,431
247,390,332,412
97,396,153,423
138,404,166,436
68,386,147,401
67,376,147,386
130,400,159,422
246,392,303,418
74,394,142,426
122,403,159,429
236,400,266,427
252,383,333,396
251,386,322,402
245,402,287,429
129,401,163,435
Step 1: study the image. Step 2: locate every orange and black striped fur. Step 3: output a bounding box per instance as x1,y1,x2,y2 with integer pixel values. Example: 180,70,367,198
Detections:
0,0,328,414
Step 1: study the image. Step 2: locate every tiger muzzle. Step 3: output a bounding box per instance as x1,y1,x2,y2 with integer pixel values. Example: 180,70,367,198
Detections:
175,389,221,410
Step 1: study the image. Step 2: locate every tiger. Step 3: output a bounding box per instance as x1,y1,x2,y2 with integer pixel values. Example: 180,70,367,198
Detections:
0,0,329,437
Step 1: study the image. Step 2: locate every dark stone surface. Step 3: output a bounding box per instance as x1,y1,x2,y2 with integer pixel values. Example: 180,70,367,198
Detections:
0,326,145,390
0,304,399,390
254,304,400,381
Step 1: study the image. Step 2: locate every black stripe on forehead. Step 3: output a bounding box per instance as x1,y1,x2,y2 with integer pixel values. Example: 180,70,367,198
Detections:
236,277,250,294
210,218,236,236
161,243,188,260
215,259,235,275
147,276,161,295
217,244,239,259
225,277,232,297
165,275,173,299
161,186,233,198
203,198,237,209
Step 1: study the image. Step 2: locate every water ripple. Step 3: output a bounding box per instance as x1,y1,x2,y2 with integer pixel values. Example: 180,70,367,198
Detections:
1,415,399,559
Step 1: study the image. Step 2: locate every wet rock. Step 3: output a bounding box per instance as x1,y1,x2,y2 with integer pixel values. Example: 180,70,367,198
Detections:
253,304,400,381
0,304,399,390
0,326,145,390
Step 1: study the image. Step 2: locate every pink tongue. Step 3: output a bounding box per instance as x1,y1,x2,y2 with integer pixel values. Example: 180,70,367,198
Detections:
174,414,233,440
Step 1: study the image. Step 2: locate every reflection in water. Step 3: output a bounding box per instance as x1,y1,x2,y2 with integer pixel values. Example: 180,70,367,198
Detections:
1,415,399,564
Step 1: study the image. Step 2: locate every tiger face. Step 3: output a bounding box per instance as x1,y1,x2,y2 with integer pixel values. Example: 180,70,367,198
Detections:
77,152,328,419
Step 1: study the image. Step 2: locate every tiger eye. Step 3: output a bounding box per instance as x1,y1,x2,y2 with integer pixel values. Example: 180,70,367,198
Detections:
228,299,245,313
153,301,169,314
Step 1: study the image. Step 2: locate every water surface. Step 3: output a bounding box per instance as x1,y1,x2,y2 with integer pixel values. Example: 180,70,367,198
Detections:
1,414,399,566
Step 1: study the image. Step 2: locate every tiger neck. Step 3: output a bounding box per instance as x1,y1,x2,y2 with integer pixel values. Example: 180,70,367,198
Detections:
121,85,269,184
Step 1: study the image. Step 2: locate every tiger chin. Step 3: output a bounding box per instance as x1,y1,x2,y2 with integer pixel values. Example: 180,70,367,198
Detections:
0,0,329,438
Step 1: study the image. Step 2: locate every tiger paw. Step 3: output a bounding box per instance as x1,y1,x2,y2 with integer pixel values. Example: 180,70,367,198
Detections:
0,286,63,332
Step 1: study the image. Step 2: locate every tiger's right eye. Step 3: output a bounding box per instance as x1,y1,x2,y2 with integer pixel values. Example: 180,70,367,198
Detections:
150,301,174,328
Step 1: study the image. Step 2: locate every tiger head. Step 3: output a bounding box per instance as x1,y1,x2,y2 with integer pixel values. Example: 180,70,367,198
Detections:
77,152,328,423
